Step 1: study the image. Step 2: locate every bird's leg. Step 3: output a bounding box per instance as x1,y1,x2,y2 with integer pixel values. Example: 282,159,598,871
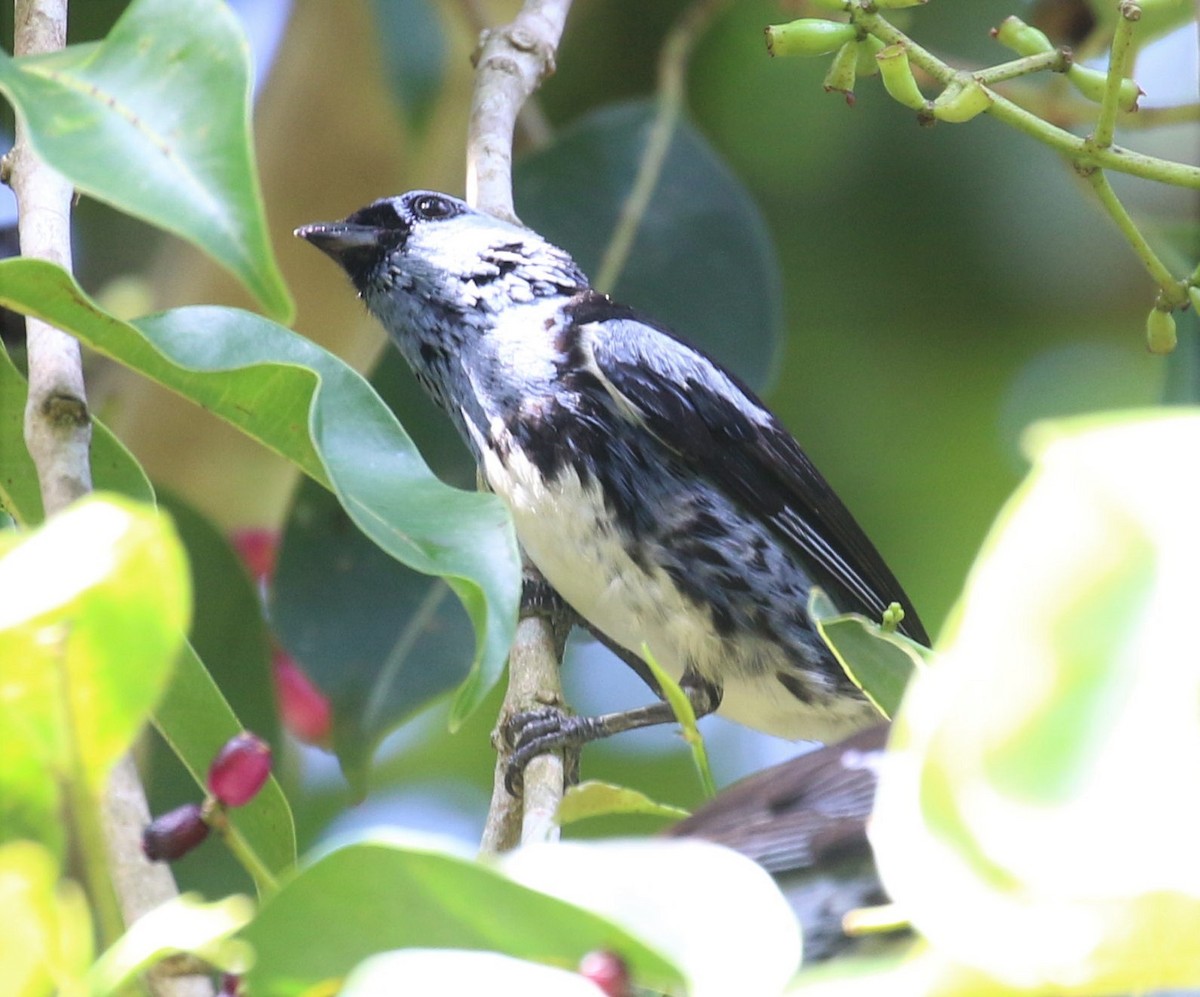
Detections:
507,572,582,788
519,573,577,655
502,669,722,796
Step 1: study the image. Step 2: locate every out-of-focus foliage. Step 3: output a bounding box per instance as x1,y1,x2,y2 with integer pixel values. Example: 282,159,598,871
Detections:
0,495,189,854
872,411,1200,995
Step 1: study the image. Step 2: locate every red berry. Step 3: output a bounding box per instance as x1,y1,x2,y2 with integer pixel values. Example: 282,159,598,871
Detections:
207,732,272,807
579,950,631,997
217,974,243,997
273,649,333,747
142,802,210,862
229,528,278,587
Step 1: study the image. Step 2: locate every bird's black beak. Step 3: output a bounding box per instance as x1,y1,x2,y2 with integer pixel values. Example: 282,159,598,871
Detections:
295,220,393,290
294,221,383,261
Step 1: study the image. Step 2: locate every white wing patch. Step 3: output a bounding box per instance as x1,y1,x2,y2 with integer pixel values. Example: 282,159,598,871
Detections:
576,322,647,428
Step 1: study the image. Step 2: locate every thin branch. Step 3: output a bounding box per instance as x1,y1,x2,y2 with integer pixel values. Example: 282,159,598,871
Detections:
9,0,91,513
8,3,207,992
1085,170,1187,306
480,607,570,853
454,0,552,151
465,0,572,222
1092,5,1138,151
594,0,732,294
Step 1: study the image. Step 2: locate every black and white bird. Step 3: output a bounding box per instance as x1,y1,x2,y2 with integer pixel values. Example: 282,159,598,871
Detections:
297,191,926,782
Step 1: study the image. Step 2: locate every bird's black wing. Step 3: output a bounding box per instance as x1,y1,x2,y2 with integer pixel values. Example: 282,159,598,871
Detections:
570,292,928,645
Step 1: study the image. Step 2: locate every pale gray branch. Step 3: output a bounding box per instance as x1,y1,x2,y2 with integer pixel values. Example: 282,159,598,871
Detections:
465,0,572,222
11,0,91,514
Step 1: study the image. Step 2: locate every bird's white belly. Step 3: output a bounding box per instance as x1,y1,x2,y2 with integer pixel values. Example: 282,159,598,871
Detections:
484,447,707,680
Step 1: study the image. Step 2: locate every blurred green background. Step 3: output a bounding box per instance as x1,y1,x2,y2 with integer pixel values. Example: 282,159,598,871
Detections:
3,0,1193,893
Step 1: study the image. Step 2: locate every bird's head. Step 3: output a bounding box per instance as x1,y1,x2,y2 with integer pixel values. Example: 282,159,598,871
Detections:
296,191,588,328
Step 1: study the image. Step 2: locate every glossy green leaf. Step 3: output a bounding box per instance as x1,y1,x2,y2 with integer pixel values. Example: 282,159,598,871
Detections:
241,839,684,995
90,893,254,994
0,0,291,319
515,99,784,391
0,495,188,797
0,260,521,770
558,781,690,826
809,588,925,719
369,0,446,132
0,841,93,997
872,410,1200,994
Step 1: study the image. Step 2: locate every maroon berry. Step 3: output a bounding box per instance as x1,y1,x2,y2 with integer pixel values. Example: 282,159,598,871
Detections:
207,732,272,807
217,974,243,997
142,802,210,862
579,950,631,997
273,649,333,747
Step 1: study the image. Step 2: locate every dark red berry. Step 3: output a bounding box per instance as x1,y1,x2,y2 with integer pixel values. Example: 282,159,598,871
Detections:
216,974,243,997
579,950,631,997
207,732,272,807
142,802,210,862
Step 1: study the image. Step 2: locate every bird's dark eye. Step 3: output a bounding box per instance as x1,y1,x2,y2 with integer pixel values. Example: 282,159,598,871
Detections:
410,194,458,221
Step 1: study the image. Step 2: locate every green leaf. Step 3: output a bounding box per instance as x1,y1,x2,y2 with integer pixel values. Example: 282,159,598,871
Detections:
342,949,608,996
154,643,296,891
0,841,93,997
0,495,189,794
240,839,684,995
345,950,609,997
272,477,473,793
872,410,1200,994
159,492,278,750
272,348,479,791
501,839,802,994
0,347,41,526
808,588,924,719
90,893,254,994
368,0,446,132
641,643,715,798
515,99,784,391
558,781,690,826
0,0,291,319
0,259,521,778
